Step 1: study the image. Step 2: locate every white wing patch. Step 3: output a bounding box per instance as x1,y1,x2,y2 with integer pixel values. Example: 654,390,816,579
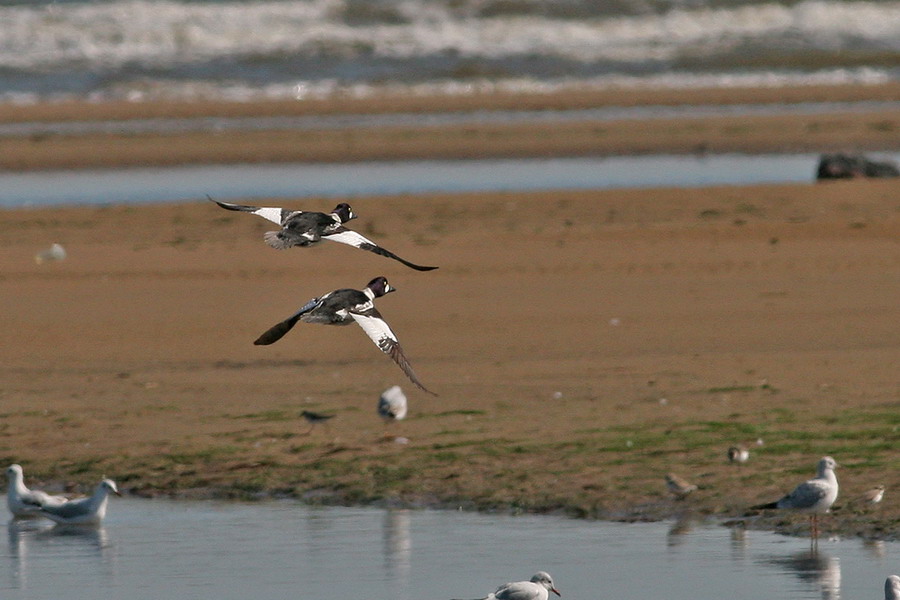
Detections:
351,311,399,349
251,206,290,225
323,229,379,249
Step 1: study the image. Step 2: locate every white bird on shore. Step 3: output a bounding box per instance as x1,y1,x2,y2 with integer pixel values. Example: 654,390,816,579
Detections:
885,575,900,600
38,479,121,526
727,445,750,465
378,385,408,423
453,571,561,600
6,464,68,518
752,456,839,540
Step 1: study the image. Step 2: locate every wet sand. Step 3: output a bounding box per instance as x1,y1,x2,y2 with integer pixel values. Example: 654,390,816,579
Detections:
1,83,898,539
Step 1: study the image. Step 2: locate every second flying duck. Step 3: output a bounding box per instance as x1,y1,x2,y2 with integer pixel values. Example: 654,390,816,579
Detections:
254,276,436,395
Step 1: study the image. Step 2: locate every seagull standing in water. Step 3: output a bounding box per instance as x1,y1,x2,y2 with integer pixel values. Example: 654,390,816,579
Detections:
752,456,839,540
453,571,561,600
5,464,67,518
211,198,438,271
38,479,121,526
254,277,436,395
885,575,900,600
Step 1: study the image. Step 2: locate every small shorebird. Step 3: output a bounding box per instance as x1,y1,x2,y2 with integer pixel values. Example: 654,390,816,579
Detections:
665,472,697,500
859,484,885,506
300,410,335,434
253,277,436,395
38,479,121,526
728,445,750,465
453,571,561,600
211,198,437,271
6,464,68,518
752,456,839,540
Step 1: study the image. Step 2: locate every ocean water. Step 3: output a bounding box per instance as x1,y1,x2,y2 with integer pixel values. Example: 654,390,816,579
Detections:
1,0,898,104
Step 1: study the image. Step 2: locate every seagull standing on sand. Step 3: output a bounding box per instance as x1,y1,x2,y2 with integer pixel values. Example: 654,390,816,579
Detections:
453,571,561,600
378,385,408,423
38,479,121,526
253,277,436,395
728,445,750,465
5,464,67,518
886,575,900,600
752,456,839,539
665,473,697,499
211,198,438,271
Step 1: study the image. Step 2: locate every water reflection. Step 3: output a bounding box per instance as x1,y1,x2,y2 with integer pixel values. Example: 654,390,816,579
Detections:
383,510,412,580
766,550,842,600
1,502,897,600
7,519,115,591
666,514,696,548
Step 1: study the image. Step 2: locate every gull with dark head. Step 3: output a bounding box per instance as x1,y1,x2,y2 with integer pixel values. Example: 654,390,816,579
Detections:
752,456,839,540
211,198,437,271
253,277,436,395
6,464,67,518
378,385,408,423
38,479,121,526
453,571,561,600
728,445,750,465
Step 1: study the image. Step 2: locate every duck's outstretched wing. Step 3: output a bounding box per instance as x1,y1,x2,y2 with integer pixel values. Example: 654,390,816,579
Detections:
210,197,297,226
350,310,437,395
325,228,438,271
253,297,320,346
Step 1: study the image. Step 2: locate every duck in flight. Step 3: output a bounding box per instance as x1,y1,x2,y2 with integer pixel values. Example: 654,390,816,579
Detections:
210,198,438,271
254,276,436,395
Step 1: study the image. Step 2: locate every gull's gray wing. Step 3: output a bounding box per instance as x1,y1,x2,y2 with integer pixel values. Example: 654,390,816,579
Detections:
779,479,829,510
40,497,91,520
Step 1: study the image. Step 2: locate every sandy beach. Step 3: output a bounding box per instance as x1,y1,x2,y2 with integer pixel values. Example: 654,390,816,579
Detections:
1,83,898,539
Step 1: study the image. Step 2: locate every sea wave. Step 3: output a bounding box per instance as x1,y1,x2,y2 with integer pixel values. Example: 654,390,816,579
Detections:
0,0,898,102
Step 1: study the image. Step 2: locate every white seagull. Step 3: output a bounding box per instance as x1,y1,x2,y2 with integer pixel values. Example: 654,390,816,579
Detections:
752,456,839,539
728,445,750,465
454,571,561,600
378,385,408,423
5,464,67,518
38,479,121,526
254,276,436,395
886,575,900,600
211,198,437,271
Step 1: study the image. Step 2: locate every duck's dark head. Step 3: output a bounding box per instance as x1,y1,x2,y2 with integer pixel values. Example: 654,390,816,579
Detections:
366,276,395,297
332,203,356,223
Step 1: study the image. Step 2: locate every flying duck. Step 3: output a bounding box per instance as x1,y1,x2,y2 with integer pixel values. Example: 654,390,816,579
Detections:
211,198,437,271
254,276,436,395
